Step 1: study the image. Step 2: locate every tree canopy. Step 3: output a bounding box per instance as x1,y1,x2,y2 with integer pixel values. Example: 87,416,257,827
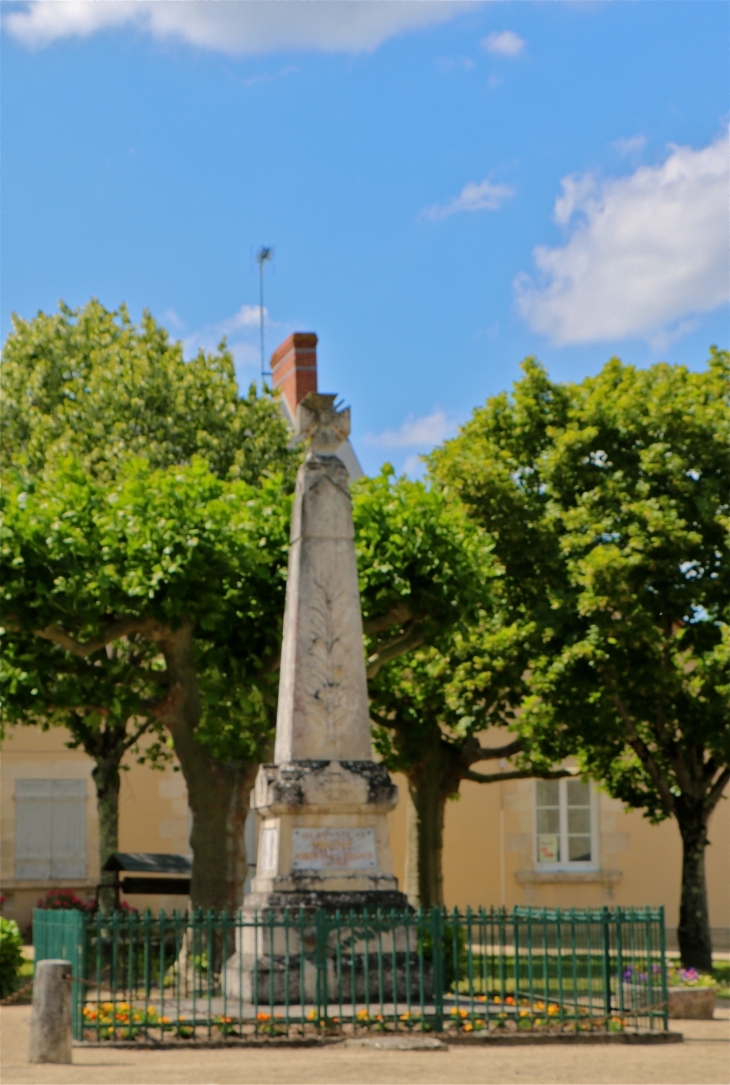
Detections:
430,351,730,969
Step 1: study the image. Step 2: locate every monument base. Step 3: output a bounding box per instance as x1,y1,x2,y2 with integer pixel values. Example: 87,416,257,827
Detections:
242,889,410,911
224,896,422,1005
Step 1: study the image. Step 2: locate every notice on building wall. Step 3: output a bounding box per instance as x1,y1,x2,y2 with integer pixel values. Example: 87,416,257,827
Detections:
537,835,560,863
291,828,376,871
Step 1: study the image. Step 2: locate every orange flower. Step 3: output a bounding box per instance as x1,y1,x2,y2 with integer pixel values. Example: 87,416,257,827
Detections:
505,996,515,1005
256,1013,270,1022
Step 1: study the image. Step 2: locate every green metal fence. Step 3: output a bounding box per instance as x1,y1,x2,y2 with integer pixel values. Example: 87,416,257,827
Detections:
34,905,668,1042
32,907,87,1037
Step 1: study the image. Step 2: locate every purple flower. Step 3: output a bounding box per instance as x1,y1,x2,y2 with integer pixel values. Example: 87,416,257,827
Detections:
622,969,633,981
652,964,660,973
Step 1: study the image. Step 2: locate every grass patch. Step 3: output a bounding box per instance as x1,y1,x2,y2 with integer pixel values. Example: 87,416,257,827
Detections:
712,960,729,999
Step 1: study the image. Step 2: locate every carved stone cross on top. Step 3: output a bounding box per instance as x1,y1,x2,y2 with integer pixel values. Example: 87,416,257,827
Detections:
295,392,351,454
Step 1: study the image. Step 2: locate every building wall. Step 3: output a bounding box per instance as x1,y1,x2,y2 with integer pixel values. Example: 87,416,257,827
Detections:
1,725,192,931
387,771,730,944
3,725,728,946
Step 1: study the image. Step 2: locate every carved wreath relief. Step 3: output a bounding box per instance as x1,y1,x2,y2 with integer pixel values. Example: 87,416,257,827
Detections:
306,574,350,741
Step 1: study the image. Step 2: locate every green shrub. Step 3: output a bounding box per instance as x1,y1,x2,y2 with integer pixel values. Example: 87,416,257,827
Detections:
0,917,24,998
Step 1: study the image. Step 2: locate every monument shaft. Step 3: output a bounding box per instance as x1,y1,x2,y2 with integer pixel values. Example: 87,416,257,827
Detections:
245,394,405,911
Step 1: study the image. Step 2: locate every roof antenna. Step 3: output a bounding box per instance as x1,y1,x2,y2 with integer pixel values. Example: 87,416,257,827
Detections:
256,246,273,390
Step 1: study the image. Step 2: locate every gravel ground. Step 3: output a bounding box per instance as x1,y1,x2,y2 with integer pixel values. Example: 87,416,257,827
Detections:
1,1005,728,1085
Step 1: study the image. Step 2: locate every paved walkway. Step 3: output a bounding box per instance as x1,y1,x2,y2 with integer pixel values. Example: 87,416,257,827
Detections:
2,1005,728,1084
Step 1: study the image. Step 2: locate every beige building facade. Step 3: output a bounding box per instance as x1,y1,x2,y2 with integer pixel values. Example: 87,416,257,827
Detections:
2,722,728,949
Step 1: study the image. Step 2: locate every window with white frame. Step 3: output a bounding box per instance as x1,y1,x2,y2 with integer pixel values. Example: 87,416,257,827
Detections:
14,779,87,880
535,778,596,868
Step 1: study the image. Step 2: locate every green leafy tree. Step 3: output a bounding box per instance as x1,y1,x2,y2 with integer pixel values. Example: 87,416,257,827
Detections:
353,467,570,909
1,456,290,910
352,467,492,673
430,352,730,969
369,624,569,910
1,299,298,909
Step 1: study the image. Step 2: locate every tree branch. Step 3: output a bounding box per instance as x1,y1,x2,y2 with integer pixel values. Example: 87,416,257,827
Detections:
121,718,156,754
705,766,730,817
363,602,414,637
34,617,157,658
473,739,523,762
606,687,676,816
366,623,426,679
464,767,575,785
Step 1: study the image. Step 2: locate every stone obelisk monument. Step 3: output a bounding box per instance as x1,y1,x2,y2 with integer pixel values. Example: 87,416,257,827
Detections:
244,392,406,912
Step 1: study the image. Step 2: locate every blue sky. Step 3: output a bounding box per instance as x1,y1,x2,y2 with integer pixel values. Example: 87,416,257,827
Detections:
4,1,728,476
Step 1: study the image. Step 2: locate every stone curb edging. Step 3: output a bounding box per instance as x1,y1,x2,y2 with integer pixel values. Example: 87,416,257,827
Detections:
73,1030,683,1050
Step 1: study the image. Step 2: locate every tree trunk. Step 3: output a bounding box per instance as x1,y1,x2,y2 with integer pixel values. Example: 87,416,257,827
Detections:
403,789,421,908
677,809,713,972
225,765,258,910
91,754,122,912
156,621,260,913
406,752,449,911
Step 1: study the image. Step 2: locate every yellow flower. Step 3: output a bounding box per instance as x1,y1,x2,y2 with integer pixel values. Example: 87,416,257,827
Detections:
160,1016,170,1024
307,1010,317,1021
519,1009,530,1018
459,1009,469,1018
548,1005,559,1016
463,1023,474,1032
399,1013,411,1021
450,1008,458,1016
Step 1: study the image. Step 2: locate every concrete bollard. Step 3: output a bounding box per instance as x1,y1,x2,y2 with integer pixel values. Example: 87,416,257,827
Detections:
28,959,73,1064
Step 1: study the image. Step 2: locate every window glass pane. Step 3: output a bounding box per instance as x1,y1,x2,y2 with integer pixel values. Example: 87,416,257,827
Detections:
567,779,589,807
536,780,559,807
567,808,591,835
537,808,560,833
568,835,592,862
537,835,560,863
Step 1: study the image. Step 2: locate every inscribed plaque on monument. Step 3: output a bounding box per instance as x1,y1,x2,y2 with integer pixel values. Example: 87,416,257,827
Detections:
291,828,376,871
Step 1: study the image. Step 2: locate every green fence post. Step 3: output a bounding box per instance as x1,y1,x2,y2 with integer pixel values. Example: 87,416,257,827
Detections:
658,906,668,1031
602,906,612,1020
431,907,443,1032
315,909,328,1023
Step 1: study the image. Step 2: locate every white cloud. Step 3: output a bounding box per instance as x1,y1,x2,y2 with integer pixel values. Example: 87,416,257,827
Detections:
481,30,524,57
6,1,477,55
403,453,427,479
365,409,454,448
515,131,730,345
422,177,515,220
613,134,646,156
182,304,278,377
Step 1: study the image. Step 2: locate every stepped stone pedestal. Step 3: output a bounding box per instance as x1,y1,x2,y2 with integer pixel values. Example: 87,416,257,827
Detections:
226,393,408,1001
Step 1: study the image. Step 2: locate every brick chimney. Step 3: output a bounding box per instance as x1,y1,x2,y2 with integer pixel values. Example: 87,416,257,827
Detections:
270,333,318,422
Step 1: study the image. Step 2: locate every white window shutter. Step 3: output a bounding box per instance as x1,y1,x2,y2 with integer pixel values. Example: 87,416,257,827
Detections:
50,780,87,879
15,779,52,879
15,778,87,881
